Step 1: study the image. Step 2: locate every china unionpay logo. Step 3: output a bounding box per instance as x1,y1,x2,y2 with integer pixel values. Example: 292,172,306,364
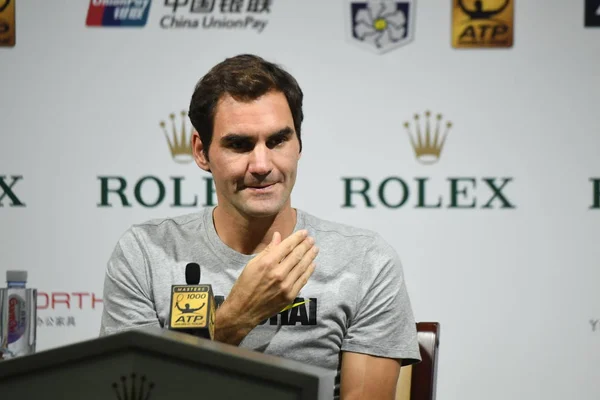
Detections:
347,0,415,54
160,0,272,32
86,0,152,27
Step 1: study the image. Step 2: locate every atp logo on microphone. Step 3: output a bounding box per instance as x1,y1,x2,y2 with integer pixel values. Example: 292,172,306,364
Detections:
170,286,208,325
168,285,215,339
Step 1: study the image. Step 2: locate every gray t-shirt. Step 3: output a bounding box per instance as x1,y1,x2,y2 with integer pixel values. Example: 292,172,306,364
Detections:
100,206,421,397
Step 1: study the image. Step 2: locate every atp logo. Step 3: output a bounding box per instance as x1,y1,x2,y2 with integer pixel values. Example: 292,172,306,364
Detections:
0,176,25,207
452,0,514,48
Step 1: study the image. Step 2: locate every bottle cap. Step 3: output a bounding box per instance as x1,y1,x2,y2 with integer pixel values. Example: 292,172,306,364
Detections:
6,270,27,282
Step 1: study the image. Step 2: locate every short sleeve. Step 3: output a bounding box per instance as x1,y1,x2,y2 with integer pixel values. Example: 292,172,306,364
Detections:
99,228,160,336
341,234,421,366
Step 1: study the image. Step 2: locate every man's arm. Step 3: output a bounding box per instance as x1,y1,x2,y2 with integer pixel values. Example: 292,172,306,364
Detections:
100,228,159,336
340,234,421,399
340,352,401,400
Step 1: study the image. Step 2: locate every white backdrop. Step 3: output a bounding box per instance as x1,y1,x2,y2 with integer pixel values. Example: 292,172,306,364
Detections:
1,1,599,399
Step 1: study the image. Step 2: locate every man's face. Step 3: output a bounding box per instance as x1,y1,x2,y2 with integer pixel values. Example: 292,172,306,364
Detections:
195,90,301,219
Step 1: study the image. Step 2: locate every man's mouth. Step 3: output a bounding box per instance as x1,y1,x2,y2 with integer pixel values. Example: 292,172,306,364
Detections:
246,183,275,192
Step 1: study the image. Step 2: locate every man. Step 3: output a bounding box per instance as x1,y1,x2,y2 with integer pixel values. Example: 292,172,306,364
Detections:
100,54,421,399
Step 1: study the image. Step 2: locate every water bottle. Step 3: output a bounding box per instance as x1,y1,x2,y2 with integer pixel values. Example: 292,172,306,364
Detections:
0,270,37,360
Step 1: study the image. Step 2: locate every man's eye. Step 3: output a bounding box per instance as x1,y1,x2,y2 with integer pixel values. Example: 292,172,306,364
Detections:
268,137,286,148
229,141,251,151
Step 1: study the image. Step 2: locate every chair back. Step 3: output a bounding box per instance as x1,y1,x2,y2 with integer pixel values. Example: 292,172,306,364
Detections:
396,322,441,400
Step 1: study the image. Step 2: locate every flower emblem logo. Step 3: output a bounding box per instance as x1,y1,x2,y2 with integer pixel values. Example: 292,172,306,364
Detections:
348,1,415,54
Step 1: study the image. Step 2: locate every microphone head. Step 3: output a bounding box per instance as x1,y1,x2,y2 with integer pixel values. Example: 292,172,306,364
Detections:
185,262,201,285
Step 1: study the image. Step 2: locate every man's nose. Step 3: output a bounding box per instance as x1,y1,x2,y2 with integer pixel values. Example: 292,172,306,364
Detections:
248,145,273,176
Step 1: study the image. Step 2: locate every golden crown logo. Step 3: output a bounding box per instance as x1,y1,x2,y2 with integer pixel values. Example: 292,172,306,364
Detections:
112,373,154,400
159,111,194,164
404,111,452,164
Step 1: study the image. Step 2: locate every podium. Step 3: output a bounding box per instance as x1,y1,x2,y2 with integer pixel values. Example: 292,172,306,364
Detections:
0,326,335,399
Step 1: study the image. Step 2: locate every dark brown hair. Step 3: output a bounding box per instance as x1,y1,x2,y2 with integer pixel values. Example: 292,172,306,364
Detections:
188,54,304,159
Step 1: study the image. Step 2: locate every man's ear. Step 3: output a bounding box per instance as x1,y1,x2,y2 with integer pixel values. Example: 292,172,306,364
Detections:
192,130,210,172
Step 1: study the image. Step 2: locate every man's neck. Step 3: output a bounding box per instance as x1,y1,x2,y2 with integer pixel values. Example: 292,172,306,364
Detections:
212,205,297,255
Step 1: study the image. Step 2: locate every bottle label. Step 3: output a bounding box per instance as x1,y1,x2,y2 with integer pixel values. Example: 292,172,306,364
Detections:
8,294,27,343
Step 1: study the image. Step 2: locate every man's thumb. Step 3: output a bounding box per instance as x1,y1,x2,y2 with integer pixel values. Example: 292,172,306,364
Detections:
271,231,281,246
263,231,280,252
256,232,281,261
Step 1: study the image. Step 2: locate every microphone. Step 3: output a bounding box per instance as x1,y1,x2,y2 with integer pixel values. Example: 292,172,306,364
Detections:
167,262,215,340
185,262,200,285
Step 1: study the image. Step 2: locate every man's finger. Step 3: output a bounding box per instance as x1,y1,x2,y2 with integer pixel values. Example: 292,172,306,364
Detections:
273,231,282,245
290,262,316,298
266,229,310,263
280,238,316,273
285,245,318,289
261,231,281,254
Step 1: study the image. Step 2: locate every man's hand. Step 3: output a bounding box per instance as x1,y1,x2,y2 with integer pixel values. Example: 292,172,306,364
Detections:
227,229,318,323
215,230,318,345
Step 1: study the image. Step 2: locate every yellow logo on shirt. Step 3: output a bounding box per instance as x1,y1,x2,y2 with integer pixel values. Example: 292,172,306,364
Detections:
280,299,311,312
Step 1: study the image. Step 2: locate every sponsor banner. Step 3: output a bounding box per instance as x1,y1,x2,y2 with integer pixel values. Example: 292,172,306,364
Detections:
341,111,516,210
1,2,600,399
160,0,273,32
36,291,103,330
97,110,216,209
